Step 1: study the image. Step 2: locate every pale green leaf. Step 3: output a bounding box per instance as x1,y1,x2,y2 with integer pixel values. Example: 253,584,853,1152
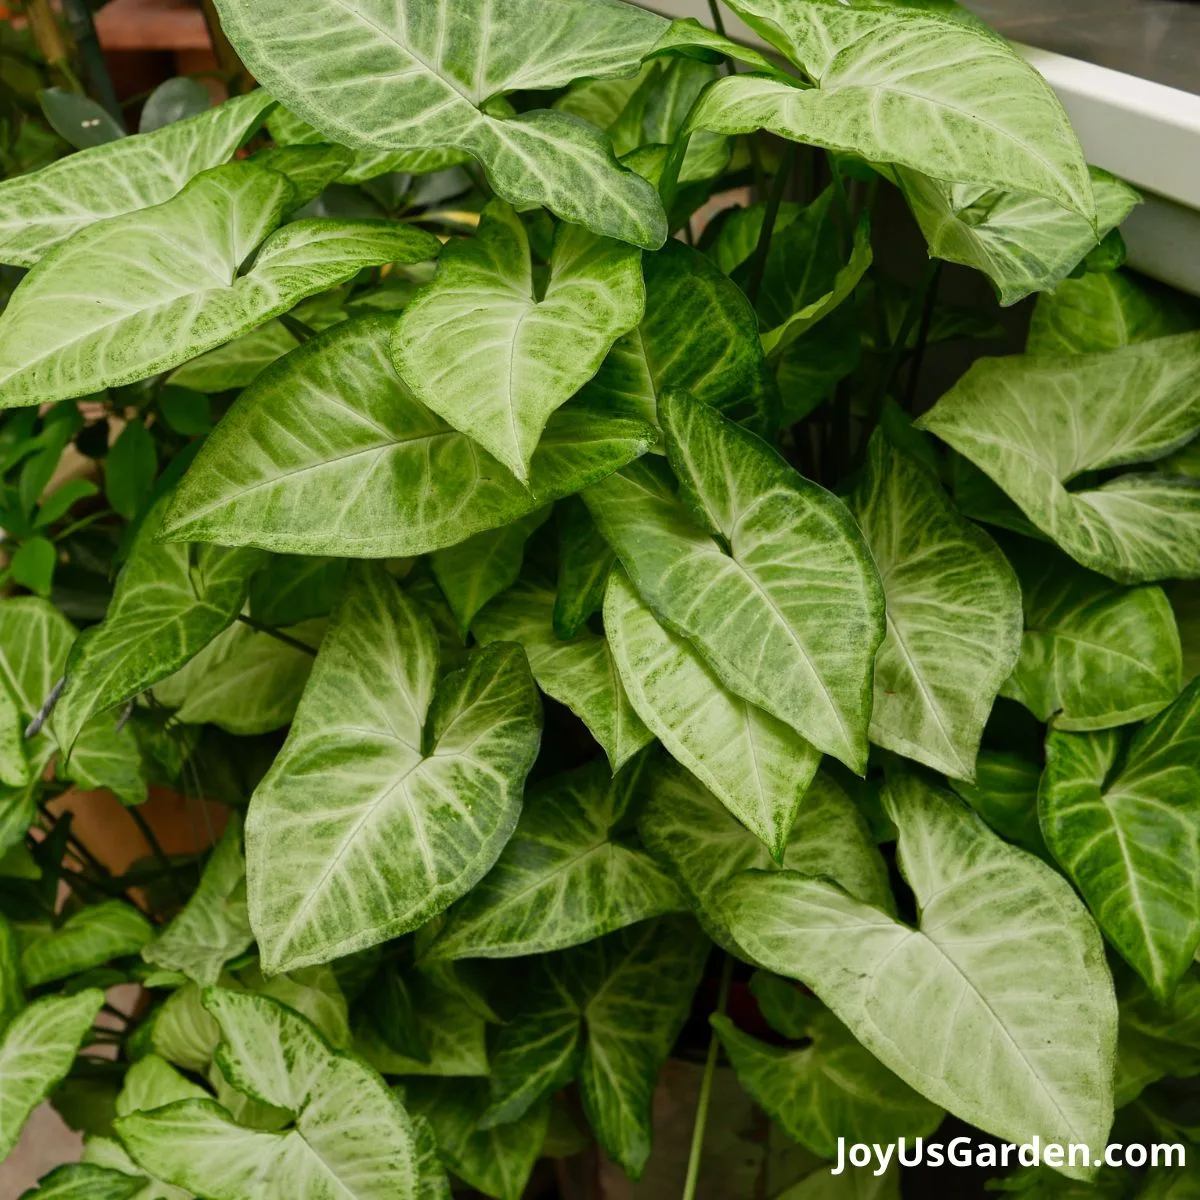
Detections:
141,816,252,987
579,240,780,437
162,317,656,556
606,567,820,857
247,563,542,972
250,144,355,208
82,1135,191,1200
405,1079,548,1200
553,496,614,639
116,988,426,1198
432,508,550,639
52,494,265,751
22,901,153,988
64,713,148,807
472,573,652,772
640,759,892,956
950,751,1046,858
249,556,347,628
849,432,1022,779
692,1,1093,220
711,1007,942,1159
586,394,884,770
0,989,103,1159
917,334,1200,582
0,162,440,408
0,682,28,788
17,1162,143,1200
150,983,219,1074
1001,547,1182,731
1040,678,1200,999
0,915,23,1033
718,773,1116,1173
429,758,683,961
212,0,672,247
239,962,351,1051
0,91,274,268
393,201,644,480
115,1055,210,1118
894,167,1139,306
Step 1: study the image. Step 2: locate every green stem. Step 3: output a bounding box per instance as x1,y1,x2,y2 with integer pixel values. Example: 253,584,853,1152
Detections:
875,256,939,410
126,805,187,905
278,313,318,345
236,613,318,657
745,142,796,307
826,152,852,254
706,0,737,75
902,261,943,411
55,507,116,542
60,0,124,126
682,955,734,1200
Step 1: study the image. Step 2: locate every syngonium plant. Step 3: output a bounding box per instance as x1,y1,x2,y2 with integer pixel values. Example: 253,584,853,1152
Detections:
0,0,1197,1197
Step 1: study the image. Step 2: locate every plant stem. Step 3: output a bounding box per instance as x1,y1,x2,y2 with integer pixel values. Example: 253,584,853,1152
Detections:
902,261,943,411
199,0,252,94
60,0,124,126
682,954,734,1200
126,805,187,905
56,508,116,543
875,256,940,411
236,614,318,657
705,0,737,76
26,0,74,87
745,142,796,306
826,152,852,255
278,313,318,345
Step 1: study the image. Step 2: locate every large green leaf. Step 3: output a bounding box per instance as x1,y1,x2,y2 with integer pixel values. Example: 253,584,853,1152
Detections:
210,0,672,247
21,901,152,987
247,563,542,972
894,167,1139,306
82,1135,192,1200
115,1054,211,1118
640,759,892,956
605,567,819,857
691,0,1093,220
0,989,103,1159
428,758,683,961
1040,678,1200,1000
579,240,779,437
472,573,652,772
0,91,274,268
484,916,708,1175
51,495,264,752
162,318,655,556
17,1162,144,1200
586,393,884,769
917,335,1200,582
116,989,431,1198
0,163,440,408
849,432,1022,779
718,773,1117,1174
142,816,252,987
1001,547,1182,731
711,1005,942,1159
405,1079,547,1200
393,200,644,480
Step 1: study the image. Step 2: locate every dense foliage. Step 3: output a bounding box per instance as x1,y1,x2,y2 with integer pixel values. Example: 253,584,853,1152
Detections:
0,0,1197,1197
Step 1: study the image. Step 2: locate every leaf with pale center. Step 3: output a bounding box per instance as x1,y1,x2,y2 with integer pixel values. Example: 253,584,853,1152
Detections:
16,1162,144,1199
0,162,440,408
162,318,655,556
1040,677,1200,1000
393,201,644,480
51,494,265,752
917,334,1200,582
690,0,1093,221
586,393,884,769
82,1136,192,1200
606,567,819,857
115,1054,211,1119
850,431,1022,779
0,91,274,268
116,988,429,1199
211,0,672,247
718,773,1116,1174
429,758,683,961
0,989,103,1160
21,902,153,988
472,574,651,772
247,563,542,972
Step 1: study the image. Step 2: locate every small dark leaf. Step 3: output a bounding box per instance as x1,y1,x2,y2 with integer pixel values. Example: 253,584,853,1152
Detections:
139,77,212,134
105,420,157,520
37,88,124,150
9,536,57,596
158,386,213,436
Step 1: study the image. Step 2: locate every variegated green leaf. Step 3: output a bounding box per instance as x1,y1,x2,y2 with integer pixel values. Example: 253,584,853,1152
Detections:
141,816,252,987
21,901,153,988
0,163,440,408
553,497,614,639
586,394,884,770
605,567,819,857
1001,547,1182,731
247,563,542,972
472,573,652,772
116,989,429,1199
162,318,656,556
64,713,147,807
0,915,22,1034
249,557,347,629
393,200,644,479
640,758,892,956
17,1162,143,1200
917,334,1200,582
849,432,1022,779
52,494,265,752
0,91,274,268
1040,677,1200,1000
691,0,1093,220
429,758,683,961
82,1136,191,1200
115,1055,211,1118
0,989,103,1159
719,773,1117,1174
0,683,28,789
251,143,354,208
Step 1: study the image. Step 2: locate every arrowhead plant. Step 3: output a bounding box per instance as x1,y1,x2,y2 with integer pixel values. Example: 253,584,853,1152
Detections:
0,1,1196,1196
